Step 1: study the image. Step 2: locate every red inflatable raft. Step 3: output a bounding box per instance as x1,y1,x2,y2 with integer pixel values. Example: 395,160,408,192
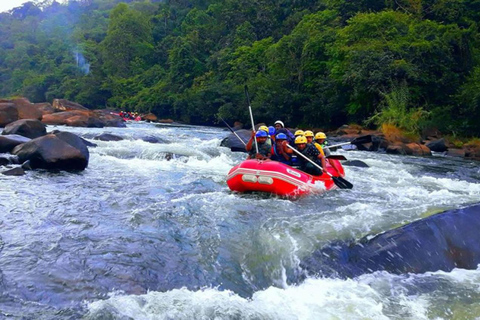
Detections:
227,159,345,197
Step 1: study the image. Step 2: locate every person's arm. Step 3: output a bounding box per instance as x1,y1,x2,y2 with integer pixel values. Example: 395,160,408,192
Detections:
282,141,294,154
280,141,291,160
245,131,255,152
316,151,327,171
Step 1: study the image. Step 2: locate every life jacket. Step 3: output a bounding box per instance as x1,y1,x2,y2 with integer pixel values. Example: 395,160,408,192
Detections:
271,143,291,165
314,142,325,157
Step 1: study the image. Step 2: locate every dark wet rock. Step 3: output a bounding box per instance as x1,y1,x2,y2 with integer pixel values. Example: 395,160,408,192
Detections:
2,167,25,176
0,103,19,127
2,119,47,139
300,204,480,279
52,131,90,162
94,110,126,128
21,160,32,170
81,138,97,147
220,129,250,152
342,160,370,168
0,134,31,153
0,157,10,166
139,135,166,144
369,135,389,151
12,134,89,171
426,138,448,152
94,133,124,142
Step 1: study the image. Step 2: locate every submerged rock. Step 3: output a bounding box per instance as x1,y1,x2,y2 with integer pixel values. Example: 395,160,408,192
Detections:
301,204,480,279
2,167,25,176
94,133,124,142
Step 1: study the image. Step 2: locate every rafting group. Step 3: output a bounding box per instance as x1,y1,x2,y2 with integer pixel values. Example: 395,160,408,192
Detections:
245,120,336,177
227,119,355,197
226,86,358,197
118,111,142,121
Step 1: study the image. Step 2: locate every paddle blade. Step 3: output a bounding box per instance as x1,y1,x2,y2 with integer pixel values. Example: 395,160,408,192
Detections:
332,176,353,189
326,155,347,160
351,135,372,145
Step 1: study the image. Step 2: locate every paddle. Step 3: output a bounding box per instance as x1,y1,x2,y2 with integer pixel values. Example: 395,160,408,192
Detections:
219,116,247,147
286,145,353,189
245,85,258,154
324,135,372,150
326,155,347,160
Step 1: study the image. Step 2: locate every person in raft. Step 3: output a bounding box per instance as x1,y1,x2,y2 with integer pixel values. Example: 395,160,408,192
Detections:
246,130,272,160
274,120,295,144
313,132,331,157
271,133,291,165
285,135,326,175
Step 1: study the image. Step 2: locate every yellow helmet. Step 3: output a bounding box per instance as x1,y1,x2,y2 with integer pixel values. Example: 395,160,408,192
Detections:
259,125,269,132
294,136,307,144
304,130,314,137
315,132,327,140
294,130,305,136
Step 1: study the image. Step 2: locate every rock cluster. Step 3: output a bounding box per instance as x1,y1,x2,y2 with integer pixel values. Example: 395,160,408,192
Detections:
1,119,90,174
0,98,126,128
328,125,480,161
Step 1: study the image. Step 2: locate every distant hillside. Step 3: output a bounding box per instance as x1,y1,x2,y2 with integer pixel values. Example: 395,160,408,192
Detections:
1,0,479,135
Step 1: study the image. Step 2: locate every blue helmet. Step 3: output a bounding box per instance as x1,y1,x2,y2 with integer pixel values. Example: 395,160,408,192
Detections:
256,130,268,137
276,133,287,140
268,126,275,136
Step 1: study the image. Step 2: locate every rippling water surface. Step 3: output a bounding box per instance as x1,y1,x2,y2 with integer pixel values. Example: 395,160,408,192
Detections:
1,122,480,319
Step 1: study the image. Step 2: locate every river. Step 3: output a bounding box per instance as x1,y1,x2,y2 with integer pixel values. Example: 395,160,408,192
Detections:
1,122,480,319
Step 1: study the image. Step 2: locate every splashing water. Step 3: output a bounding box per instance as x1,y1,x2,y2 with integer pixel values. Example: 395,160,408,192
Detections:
1,122,480,319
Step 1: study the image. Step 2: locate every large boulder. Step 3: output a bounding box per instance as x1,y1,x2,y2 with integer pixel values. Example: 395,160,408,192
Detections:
42,109,125,128
142,113,158,122
12,98,43,120
2,119,47,139
220,129,251,152
300,204,480,279
0,103,19,127
93,110,126,128
52,131,90,162
405,143,432,156
426,138,448,152
41,110,90,126
0,134,31,153
33,102,55,116
65,114,105,128
12,133,89,171
52,99,89,112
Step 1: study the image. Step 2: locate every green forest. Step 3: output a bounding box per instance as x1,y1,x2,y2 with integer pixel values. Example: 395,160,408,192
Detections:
1,0,480,136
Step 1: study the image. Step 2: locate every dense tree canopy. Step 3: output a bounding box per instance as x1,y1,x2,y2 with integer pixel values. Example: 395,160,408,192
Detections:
1,0,479,135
